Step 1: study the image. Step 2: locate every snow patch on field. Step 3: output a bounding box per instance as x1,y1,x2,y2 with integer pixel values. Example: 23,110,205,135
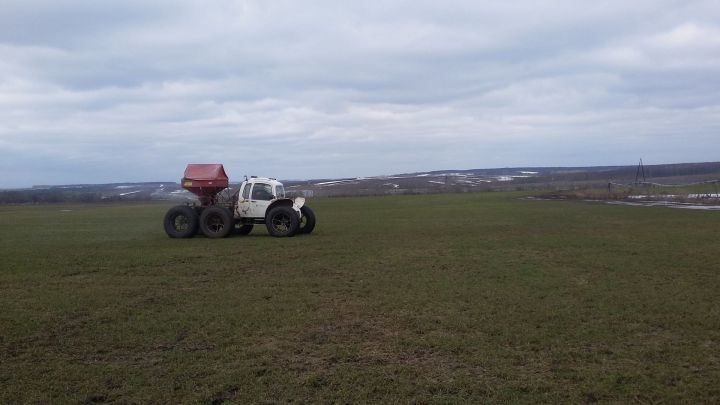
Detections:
118,190,141,196
526,196,720,211
315,179,356,186
688,193,720,198
607,201,720,210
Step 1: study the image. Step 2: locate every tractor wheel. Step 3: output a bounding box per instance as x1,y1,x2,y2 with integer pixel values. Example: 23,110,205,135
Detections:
298,206,316,234
163,205,199,238
265,206,299,237
199,206,233,238
235,224,254,235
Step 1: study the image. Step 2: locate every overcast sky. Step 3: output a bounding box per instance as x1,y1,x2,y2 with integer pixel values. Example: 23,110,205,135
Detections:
1,0,719,187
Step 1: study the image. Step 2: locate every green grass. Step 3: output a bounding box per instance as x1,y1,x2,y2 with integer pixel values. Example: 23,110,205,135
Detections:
1,194,719,403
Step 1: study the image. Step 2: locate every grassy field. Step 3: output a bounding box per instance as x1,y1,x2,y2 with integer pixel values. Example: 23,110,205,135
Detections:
1,193,719,403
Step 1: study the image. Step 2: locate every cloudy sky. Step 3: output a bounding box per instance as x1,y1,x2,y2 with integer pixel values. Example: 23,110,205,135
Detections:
1,0,719,187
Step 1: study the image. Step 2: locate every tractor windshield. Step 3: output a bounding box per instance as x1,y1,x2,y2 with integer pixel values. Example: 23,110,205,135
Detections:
251,183,273,200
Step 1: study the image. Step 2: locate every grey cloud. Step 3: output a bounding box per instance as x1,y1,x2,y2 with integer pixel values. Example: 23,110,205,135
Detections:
0,0,719,187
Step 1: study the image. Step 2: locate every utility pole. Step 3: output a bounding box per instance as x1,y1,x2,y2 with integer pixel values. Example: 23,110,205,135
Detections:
635,158,646,185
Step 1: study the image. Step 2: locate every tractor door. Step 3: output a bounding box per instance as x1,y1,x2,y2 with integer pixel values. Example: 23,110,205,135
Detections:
247,182,274,218
235,182,252,218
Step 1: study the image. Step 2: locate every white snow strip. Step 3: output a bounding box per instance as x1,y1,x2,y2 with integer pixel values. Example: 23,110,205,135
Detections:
670,205,720,210
608,201,720,210
118,190,141,196
629,194,720,199
315,179,356,186
628,195,680,199
688,194,720,198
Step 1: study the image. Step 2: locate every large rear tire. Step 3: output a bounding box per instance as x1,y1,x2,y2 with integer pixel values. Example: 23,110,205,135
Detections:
265,206,299,237
199,206,233,238
163,205,199,238
298,206,316,234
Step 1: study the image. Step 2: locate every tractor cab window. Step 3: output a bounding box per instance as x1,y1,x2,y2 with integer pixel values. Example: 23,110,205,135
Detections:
251,183,273,201
241,183,251,200
275,185,285,198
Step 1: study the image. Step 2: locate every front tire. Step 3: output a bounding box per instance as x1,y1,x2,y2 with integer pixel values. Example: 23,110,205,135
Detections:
163,205,199,238
199,206,233,238
265,206,299,237
298,206,316,234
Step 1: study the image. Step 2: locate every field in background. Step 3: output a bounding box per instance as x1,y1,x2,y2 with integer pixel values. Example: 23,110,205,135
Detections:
540,181,720,204
1,194,719,403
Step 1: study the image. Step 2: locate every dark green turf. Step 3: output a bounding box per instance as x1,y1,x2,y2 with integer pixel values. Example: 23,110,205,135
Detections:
1,194,719,403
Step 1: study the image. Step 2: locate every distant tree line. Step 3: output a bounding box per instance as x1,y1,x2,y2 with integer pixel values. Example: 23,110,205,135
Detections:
0,189,154,204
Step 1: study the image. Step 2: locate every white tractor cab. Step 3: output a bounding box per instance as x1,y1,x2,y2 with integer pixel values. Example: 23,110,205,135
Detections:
234,176,314,237
163,164,316,239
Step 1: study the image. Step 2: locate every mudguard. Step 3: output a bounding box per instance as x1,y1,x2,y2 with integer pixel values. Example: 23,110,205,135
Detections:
267,198,303,217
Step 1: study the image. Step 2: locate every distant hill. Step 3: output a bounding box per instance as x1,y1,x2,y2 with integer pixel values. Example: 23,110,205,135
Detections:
283,161,720,197
2,161,720,203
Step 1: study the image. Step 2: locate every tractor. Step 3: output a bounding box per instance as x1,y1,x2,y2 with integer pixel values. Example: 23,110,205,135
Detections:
163,164,315,238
